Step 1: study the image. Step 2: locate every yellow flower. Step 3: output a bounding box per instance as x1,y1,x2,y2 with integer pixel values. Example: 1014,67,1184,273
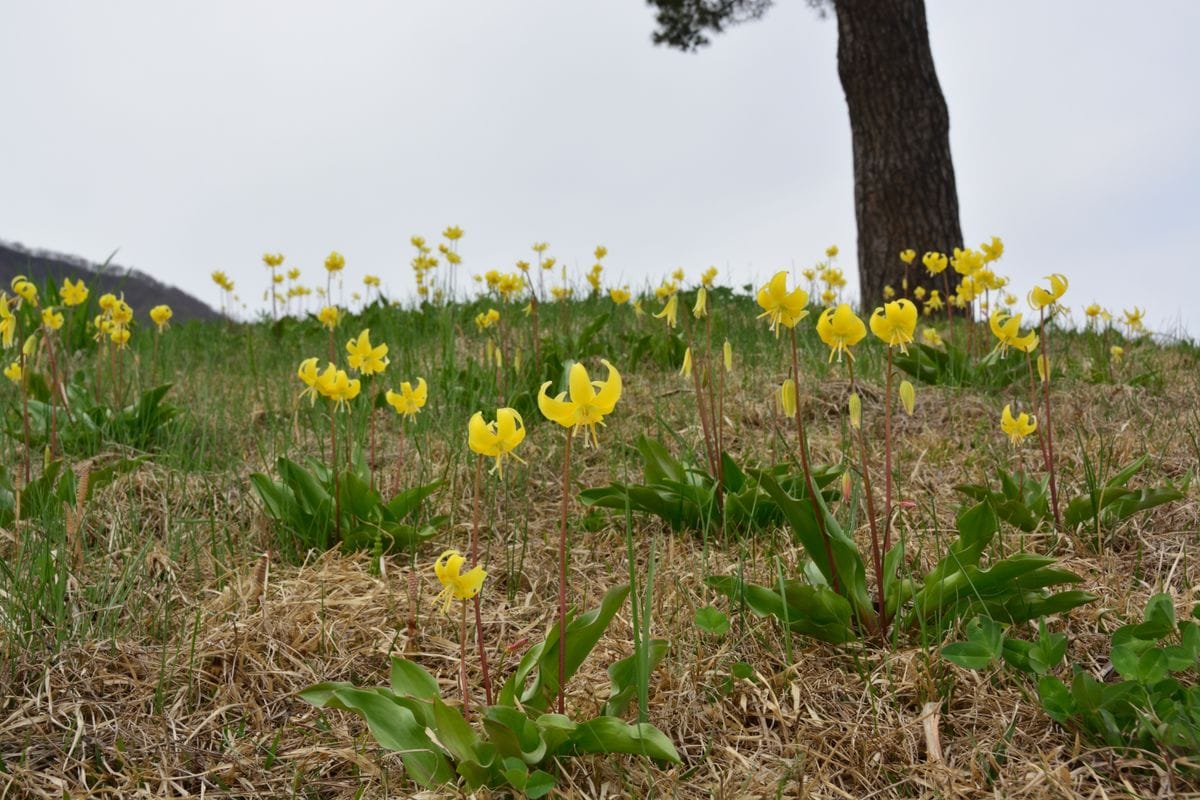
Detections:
899,380,915,416
923,290,944,315
723,340,733,372
755,271,809,335
516,260,530,273
386,378,428,420
654,294,679,329
609,287,631,305
825,245,839,258
1037,353,1049,383
778,378,796,417
848,391,861,429
318,306,341,330
363,274,381,288
11,276,38,307
701,266,718,287
262,252,285,268
899,249,917,265
1001,404,1037,447
110,326,131,349
41,308,64,331
632,299,644,318
816,303,867,362
988,312,1039,357
3,361,21,383
913,286,926,300
1028,274,1069,311
211,271,234,292
542,257,557,271
324,251,346,273
1110,345,1124,363
538,359,622,447
883,285,896,299
950,248,983,276
532,241,549,254
802,268,816,282
1121,306,1145,333
0,296,14,349
870,299,918,353
922,252,948,276
468,408,527,476
443,225,464,241
474,308,501,331
692,287,708,319
594,245,607,260
672,268,685,282
316,365,360,410
60,278,88,306
680,347,692,377
110,300,133,326
920,326,944,347
287,268,301,281
150,304,173,331
297,357,322,404
433,549,486,614
820,289,837,305
980,236,1004,263
345,329,389,375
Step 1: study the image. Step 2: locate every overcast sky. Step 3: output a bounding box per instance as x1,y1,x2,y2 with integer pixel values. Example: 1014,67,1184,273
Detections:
2,2,1198,334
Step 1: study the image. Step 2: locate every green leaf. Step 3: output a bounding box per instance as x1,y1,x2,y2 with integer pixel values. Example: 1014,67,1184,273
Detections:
482,706,548,765
565,716,681,763
301,685,453,787
389,658,440,699
693,606,730,636
1037,676,1075,722
526,770,556,798
605,639,669,717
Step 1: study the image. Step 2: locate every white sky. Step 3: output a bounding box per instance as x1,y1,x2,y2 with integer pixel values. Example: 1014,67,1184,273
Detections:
2,1,1198,334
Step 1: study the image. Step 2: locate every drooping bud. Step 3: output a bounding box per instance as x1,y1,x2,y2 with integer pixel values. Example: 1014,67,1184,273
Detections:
779,379,797,417
848,392,862,430
899,380,915,416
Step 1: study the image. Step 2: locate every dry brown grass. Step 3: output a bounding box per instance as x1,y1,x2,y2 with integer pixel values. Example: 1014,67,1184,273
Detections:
2,344,1198,799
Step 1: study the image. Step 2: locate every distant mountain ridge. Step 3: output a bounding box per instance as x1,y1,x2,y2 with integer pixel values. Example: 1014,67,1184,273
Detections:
0,239,219,322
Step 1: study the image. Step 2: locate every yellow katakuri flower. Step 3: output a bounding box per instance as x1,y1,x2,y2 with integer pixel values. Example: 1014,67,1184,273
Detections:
680,347,692,377
701,266,718,287
609,287,631,305
692,287,707,319
150,304,173,331
1121,307,1145,332
1110,345,1124,362
262,252,284,268
654,294,679,328
0,295,14,349
110,326,131,348
755,271,809,335
318,306,341,330
594,245,607,260
385,378,427,420
950,248,983,276
297,357,322,404
899,249,917,265
41,308,64,331
988,312,1039,357
723,340,733,371
443,225,464,241
899,380,915,416
315,364,360,410
60,278,88,306
816,303,867,362
3,361,21,383
825,245,839,258
920,326,944,347
433,549,486,614
538,359,622,447
922,252,948,276
324,251,346,273
1001,404,1037,447
346,329,389,375
11,276,38,307
1028,274,1069,311
869,299,918,353
468,408,527,476
980,236,1004,263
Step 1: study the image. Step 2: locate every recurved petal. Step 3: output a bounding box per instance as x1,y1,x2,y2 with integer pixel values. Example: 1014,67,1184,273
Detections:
412,377,427,405
538,381,576,427
468,411,498,456
591,359,622,414
568,362,596,405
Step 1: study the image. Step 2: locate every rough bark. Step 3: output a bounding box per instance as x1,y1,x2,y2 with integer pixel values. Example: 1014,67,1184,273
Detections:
835,0,962,308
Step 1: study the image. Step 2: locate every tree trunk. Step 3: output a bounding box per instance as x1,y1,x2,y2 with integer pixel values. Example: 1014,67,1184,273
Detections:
835,0,962,309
